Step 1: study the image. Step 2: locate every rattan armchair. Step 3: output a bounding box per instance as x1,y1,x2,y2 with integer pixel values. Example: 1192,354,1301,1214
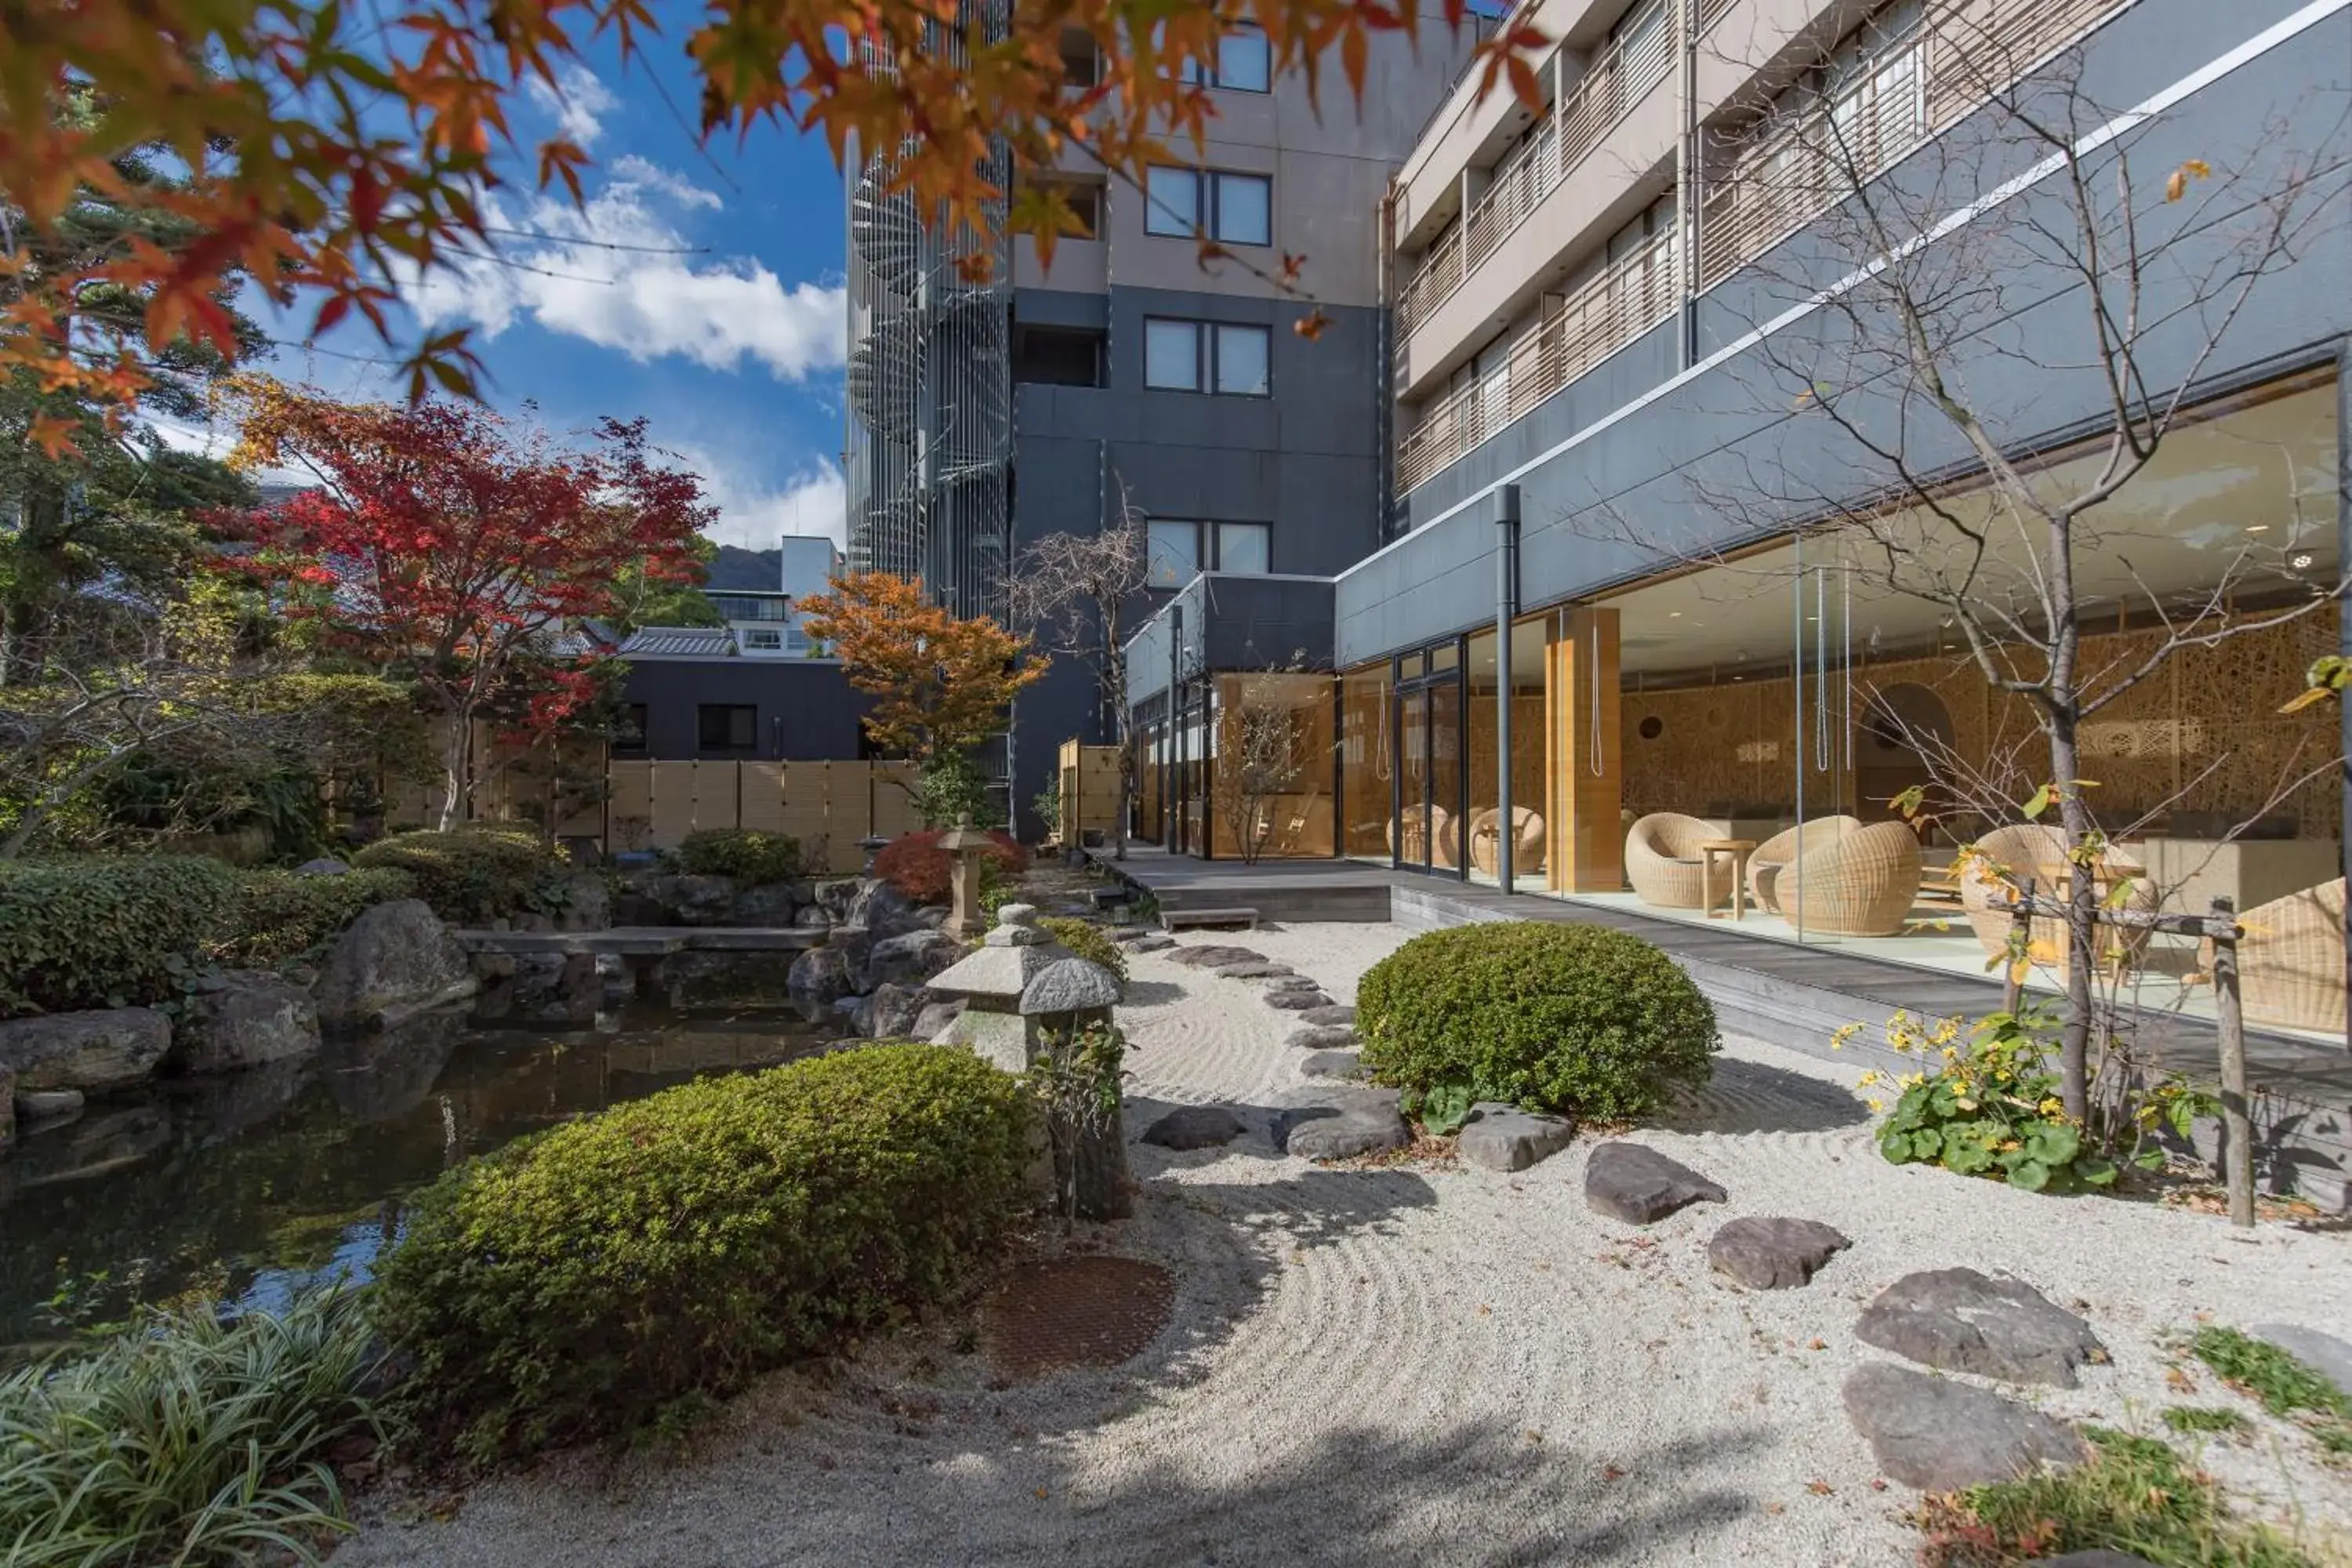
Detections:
1468,805,1546,878
1960,823,2154,968
1624,812,1718,909
1748,815,1863,913
1776,820,1923,936
1390,805,1457,869
2227,877,2347,1035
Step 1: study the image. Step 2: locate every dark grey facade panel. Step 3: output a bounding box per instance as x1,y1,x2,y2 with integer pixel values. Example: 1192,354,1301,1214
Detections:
1014,286,1110,332
1343,1,2351,667
621,661,872,762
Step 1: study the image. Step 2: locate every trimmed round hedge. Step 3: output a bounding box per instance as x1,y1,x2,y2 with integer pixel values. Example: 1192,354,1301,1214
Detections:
0,855,238,1018
350,824,567,924
373,1043,1036,1464
1356,921,1717,1120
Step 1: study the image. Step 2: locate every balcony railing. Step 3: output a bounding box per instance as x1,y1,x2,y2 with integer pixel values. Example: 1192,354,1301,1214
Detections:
1396,0,1673,336
1699,0,2129,286
1396,229,1676,493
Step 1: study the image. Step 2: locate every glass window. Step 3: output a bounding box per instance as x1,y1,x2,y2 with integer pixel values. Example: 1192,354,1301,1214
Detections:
1145,165,1198,235
614,703,648,755
1143,318,1202,390
1217,521,1269,574
1214,323,1270,395
1218,27,1271,91
1214,172,1271,245
1147,521,1200,587
742,627,782,650
698,704,757,752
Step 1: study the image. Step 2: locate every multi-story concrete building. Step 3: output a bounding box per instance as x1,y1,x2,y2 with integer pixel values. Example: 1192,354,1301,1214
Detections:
1127,0,2351,1052
844,5,1483,829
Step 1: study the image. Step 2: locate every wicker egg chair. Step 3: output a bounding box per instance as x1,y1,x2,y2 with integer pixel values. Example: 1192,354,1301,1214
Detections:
1775,820,1924,937
2222,877,2347,1035
1468,805,1547,878
1960,823,2154,968
1624,811,1718,909
1388,804,1457,869
1748,815,1864,913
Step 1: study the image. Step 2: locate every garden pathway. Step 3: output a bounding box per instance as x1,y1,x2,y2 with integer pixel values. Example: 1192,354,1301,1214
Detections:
336,924,2352,1568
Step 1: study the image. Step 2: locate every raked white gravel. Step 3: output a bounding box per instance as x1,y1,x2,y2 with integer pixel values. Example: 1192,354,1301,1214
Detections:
336,921,2352,1568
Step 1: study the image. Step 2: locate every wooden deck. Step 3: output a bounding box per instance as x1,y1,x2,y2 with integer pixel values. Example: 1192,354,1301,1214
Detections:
1092,845,2352,1206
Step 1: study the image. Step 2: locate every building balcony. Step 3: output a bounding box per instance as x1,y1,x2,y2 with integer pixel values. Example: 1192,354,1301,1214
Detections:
1396,227,1675,492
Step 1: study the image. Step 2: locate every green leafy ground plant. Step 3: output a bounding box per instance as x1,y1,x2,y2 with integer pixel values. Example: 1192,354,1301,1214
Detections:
672,828,801,885
0,855,238,1016
0,1290,380,1568
1039,916,1127,983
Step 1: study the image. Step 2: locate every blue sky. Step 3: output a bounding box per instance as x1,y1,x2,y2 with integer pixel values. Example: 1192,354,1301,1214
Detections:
157,38,852,551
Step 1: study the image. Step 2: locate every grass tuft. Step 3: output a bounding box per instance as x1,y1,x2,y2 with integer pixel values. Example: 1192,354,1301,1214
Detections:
2190,1327,2351,1420
2164,1405,2250,1436
1916,1425,2318,1567
0,1290,381,1567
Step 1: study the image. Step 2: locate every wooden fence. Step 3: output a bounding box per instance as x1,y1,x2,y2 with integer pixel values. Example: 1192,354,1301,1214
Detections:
605,760,923,872
1055,740,1123,848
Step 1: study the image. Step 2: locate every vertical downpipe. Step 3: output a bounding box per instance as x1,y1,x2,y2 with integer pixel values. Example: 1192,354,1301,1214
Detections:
1377,187,1397,544
1677,0,1699,368
1171,603,1185,857
1495,484,1522,893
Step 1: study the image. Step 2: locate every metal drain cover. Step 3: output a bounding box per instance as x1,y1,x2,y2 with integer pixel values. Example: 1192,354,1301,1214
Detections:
981,1255,1174,1380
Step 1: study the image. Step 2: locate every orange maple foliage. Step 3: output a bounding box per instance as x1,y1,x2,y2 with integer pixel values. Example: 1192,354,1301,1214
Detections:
796,571,1045,766
0,1,1547,441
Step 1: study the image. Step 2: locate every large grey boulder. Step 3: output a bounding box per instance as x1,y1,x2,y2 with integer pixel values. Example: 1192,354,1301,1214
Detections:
1142,1105,1245,1150
911,999,967,1042
314,899,477,1032
862,928,967,991
844,878,923,940
1708,1217,1852,1290
786,945,859,1017
814,878,860,920
16,1087,85,1123
2251,1324,2352,1397
1458,1104,1575,1172
0,1008,171,1094
1276,1088,1410,1161
1842,1363,2087,1490
550,872,612,931
628,873,738,925
176,971,321,1073
856,982,931,1040
1856,1269,2106,1388
473,951,600,1025
1584,1143,1726,1223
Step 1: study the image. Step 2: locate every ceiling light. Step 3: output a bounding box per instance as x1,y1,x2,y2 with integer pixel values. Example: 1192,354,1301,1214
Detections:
2248,524,2270,533
2292,551,2316,569
1669,611,1682,618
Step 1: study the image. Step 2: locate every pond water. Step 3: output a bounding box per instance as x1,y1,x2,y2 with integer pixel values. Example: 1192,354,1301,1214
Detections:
0,1006,833,1353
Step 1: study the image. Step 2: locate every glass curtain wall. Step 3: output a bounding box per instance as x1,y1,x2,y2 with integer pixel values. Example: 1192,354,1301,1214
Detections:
1210,672,1338,859
1341,663,1394,861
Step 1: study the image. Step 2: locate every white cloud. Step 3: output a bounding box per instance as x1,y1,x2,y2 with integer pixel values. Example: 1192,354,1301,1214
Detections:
687,456,848,552
526,64,618,149
409,162,845,381
142,413,310,488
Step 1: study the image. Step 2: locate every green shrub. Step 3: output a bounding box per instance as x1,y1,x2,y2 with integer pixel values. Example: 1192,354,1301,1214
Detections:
673,828,802,885
0,855,240,1018
374,1043,1037,1464
873,829,1026,906
214,866,416,967
350,825,568,924
2190,1327,2351,1421
1356,921,1716,1120
1040,916,1127,983
0,1290,381,1568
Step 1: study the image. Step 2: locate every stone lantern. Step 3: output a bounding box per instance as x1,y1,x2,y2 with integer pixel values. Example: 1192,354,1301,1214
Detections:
1021,955,1131,1222
936,812,993,938
924,903,1070,1073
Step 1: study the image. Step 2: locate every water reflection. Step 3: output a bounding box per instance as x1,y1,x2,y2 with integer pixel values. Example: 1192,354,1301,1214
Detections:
0,1004,831,1351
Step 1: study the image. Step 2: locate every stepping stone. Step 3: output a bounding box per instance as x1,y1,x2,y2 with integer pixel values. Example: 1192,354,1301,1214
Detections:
1708,1217,1852,1290
1842,1363,2086,1491
1261,974,1322,993
2251,1323,2352,1396
1275,1089,1410,1161
1167,946,1264,969
1128,935,1175,953
1856,1269,2106,1388
1583,1143,1726,1224
1109,927,1152,944
1299,1049,1364,1080
1299,1005,1356,1027
1211,961,1294,979
1141,1105,1246,1151
1265,990,1335,1011
1458,1104,1573,1172
1284,1024,1359,1052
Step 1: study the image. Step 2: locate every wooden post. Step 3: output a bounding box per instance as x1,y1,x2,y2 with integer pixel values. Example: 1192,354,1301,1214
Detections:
2209,895,2255,1229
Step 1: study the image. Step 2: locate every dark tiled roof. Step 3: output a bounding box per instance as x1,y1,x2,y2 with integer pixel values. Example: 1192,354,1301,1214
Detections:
620,625,736,659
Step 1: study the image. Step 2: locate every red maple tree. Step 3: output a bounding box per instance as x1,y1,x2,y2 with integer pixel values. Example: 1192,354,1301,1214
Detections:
227,378,712,827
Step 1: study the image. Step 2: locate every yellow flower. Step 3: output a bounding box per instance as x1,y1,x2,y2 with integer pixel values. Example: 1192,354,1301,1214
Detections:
1867,1097,1886,1114
1900,1072,1926,1087
1857,1069,1882,1087
2038,1098,2063,1116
